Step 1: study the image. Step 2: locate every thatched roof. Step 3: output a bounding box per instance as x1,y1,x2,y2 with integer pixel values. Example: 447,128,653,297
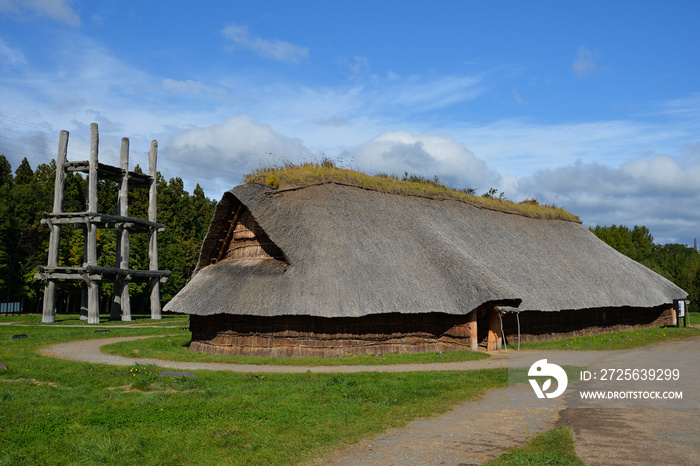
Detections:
164,182,686,318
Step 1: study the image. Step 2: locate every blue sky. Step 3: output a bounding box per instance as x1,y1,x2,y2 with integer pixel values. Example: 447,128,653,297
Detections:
1,1,699,244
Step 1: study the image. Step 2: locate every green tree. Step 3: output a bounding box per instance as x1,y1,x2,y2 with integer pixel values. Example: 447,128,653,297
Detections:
14,157,34,185
0,155,12,187
0,160,53,307
591,224,700,312
0,155,12,296
0,156,217,314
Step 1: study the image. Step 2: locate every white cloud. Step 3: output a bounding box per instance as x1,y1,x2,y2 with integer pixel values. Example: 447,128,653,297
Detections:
572,46,598,77
451,117,689,178
337,55,370,78
222,25,309,64
656,92,700,119
314,116,352,127
162,79,227,97
0,38,26,66
620,155,700,193
512,88,524,104
0,0,81,27
243,73,487,147
346,131,499,191
165,115,314,197
511,156,700,244
382,75,484,111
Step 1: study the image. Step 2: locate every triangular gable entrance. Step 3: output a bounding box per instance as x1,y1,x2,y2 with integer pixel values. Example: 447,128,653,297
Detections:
213,204,285,264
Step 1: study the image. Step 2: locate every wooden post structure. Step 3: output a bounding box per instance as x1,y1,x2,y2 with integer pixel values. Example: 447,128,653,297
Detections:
41,131,68,323
86,123,100,323
487,308,503,351
79,229,88,321
468,309,478,352
148,141,161,319
35,123,170,323
110,137,132,321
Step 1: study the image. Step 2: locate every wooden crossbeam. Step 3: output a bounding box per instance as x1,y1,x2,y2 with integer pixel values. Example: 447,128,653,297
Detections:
42,212,166,231
36,266,170,283
216,204,244,263
63,161,152,188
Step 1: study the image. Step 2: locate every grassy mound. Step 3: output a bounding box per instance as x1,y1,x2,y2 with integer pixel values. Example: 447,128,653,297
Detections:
246,162,580,222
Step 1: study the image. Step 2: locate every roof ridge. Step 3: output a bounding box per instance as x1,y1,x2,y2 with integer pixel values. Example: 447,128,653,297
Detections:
259,180,583,223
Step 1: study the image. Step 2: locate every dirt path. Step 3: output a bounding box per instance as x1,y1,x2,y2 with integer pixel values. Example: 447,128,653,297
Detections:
39,335,609,373
40,335,513,373
556,337,700,465
320,384,565,465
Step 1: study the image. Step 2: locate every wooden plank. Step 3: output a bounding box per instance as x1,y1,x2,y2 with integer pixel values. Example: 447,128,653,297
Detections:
64,161,151,187
148,140,161,320
42,212,165,230
38,265,170,279
35,272,168,283
89,266,170,278
216,204,243,262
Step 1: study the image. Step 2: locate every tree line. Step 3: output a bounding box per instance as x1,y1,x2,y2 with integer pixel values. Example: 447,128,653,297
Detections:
590,225,700,310
0,155,217,314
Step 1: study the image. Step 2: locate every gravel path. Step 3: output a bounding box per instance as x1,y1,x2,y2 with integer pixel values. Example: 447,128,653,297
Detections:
39,336,605,373
556,337,700,466
40,335,514,373
321,384,565,465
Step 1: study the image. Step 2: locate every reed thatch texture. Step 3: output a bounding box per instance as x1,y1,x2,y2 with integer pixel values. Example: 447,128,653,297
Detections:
165,182,686,319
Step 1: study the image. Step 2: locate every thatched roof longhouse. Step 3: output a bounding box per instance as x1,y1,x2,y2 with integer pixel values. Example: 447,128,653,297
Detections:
164,181,686,318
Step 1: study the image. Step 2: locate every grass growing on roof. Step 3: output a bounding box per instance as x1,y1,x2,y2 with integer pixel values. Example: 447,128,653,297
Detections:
245,161,580,222
0,322,507,465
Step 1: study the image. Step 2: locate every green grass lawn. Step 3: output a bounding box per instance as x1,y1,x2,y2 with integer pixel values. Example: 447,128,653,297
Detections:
102,334,489,366
517,325,700,351
1,313,189,327
0,323,506,465
486,426,584,465
3,317,696,464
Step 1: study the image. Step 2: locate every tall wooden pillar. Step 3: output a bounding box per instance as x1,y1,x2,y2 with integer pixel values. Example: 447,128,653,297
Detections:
468,309,478,352
487,308,503,351
86,123,100,324
148,141,161,319
79,223,88,320
110,137,132,321
42,131,68,323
